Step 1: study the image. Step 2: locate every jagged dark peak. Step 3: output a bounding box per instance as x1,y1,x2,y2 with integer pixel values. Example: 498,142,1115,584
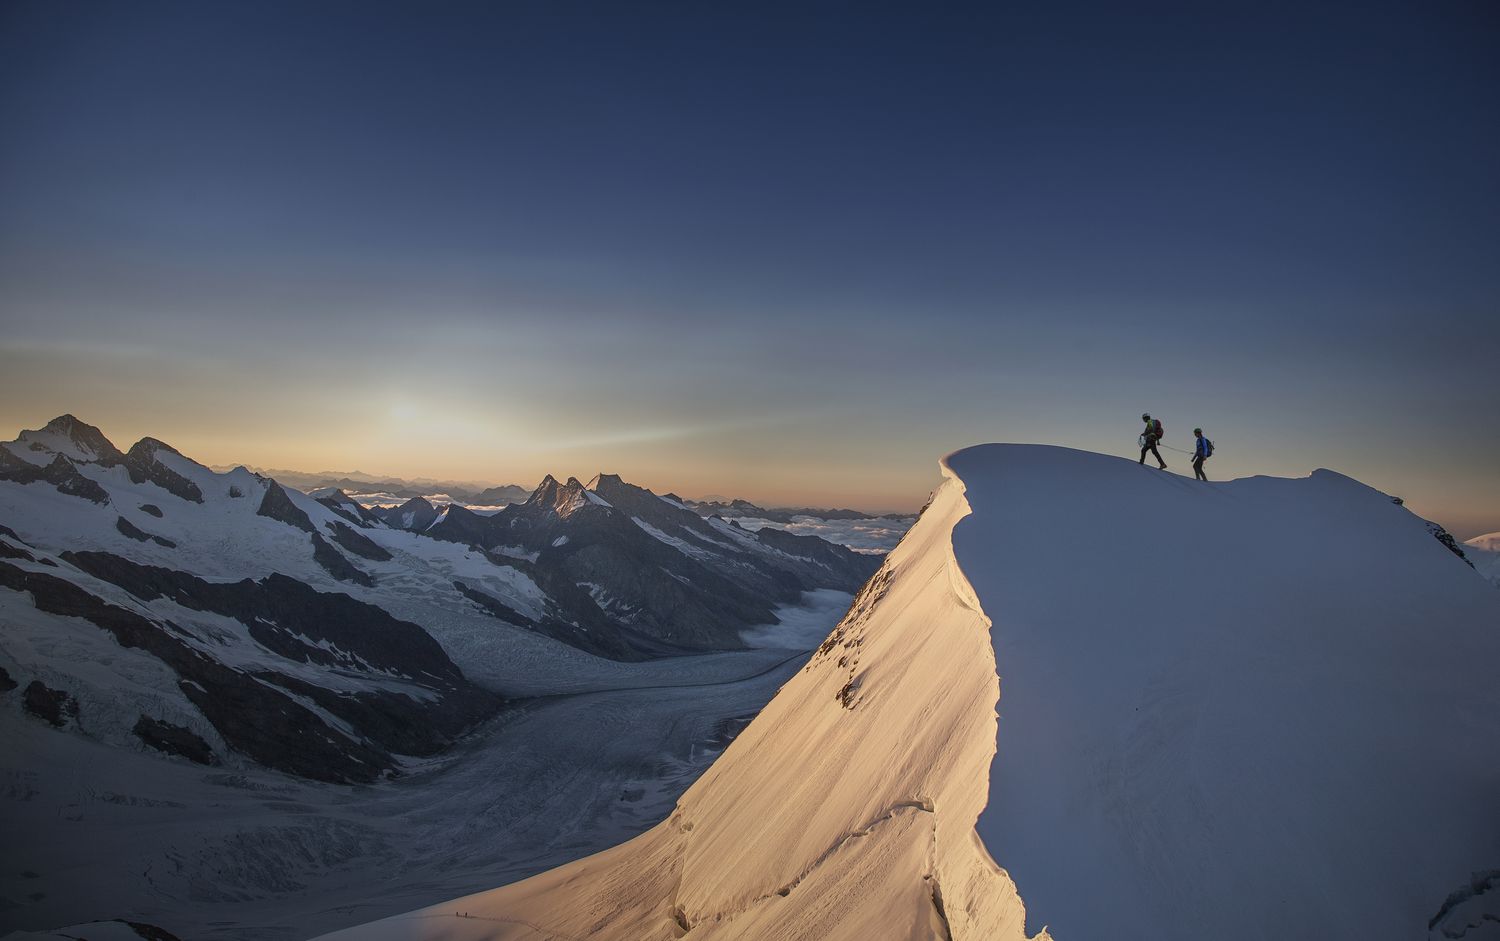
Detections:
527,474,569,502
526,474,601,518
18,414,126,465
398,495,434,512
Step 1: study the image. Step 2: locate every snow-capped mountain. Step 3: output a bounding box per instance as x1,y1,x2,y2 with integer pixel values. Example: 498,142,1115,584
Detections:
318,444,1500,941
0,416,878,786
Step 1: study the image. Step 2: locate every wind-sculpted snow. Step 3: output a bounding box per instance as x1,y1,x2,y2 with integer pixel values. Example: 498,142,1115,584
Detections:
318,444,1500,941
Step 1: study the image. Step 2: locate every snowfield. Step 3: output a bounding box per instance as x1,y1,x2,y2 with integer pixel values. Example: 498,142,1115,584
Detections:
315,444,1500,941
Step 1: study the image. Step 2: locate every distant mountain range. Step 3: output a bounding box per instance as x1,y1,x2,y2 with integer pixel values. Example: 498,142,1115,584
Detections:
222,468,912,524
220,467,534,506
0,415,879,785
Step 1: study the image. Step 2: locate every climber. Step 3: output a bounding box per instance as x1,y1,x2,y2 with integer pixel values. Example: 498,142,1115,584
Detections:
1139,413,1166,469
1192,428,1213,481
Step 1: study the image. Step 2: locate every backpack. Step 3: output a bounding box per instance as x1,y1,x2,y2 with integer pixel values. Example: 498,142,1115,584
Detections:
1150,419,1163,439
1204,438,1214,457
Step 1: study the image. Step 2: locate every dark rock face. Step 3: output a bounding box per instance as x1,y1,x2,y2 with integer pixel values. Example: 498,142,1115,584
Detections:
0,452,115,504
133,715,217,765
115,516,177,548
23,680,77,726
2,555,499,783
65,552,445,680
124,438,205,503
256,481,316,532
138,503,164,518
0,664,16,692
0,523,36,562
426,503,490,546
454,580,533,627
1427,522,1474,567
0,539,36,562
124,922,185,941
44,454,112,504
327,521,392,561
372,496,440,531
311,533,376,586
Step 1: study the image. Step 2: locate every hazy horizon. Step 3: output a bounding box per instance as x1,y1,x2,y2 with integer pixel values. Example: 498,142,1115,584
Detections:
3,3,1497,537
3,409,1497,539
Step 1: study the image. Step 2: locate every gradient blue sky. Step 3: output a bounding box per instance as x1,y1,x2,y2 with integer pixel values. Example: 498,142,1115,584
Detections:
1,2,1497,535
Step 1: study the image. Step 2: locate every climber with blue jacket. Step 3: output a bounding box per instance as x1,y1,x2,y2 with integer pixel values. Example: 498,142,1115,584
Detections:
1192,428,1213,481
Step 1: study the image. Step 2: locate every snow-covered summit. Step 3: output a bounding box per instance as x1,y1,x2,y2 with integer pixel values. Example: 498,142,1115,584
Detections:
4,414,127,467
317,444,1500,941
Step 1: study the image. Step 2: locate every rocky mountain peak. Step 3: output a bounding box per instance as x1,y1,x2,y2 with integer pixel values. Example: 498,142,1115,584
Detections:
526,474,597,517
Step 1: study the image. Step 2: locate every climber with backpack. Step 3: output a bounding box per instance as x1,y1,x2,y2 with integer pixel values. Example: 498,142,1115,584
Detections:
1138,413,1167,469
1192,427,1214,481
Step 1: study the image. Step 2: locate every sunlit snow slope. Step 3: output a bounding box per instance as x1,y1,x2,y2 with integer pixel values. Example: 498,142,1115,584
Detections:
317,445,1500,941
